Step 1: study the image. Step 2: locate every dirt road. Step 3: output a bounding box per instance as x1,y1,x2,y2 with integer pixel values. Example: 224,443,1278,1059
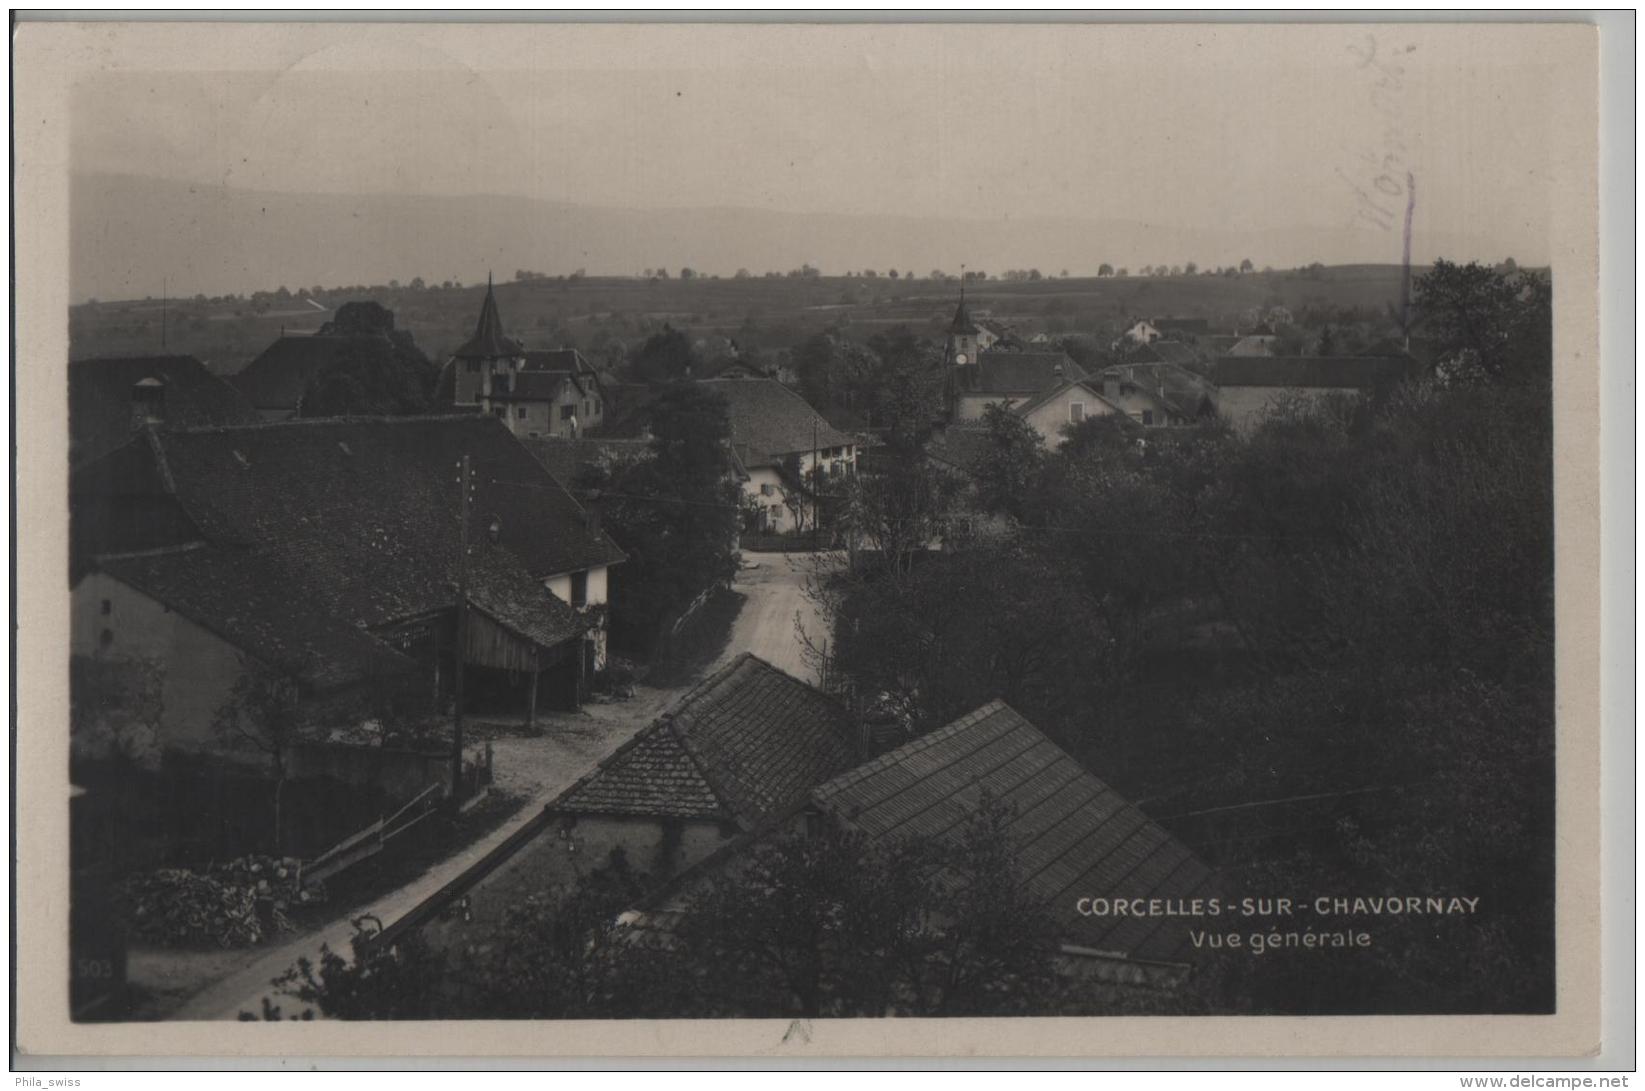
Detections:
164,550,837,1020
720,550,835,683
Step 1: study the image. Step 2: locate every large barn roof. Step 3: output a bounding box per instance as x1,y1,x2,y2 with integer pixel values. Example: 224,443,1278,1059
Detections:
966,351,1088,396
696,378,856,469
70,354,258,466
75,416,623,656
811,701,1219,963
1209,355,1416,389
96,544,415,692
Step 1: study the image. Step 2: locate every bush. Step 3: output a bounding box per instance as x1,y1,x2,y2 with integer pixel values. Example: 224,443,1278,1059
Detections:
118,856,324,948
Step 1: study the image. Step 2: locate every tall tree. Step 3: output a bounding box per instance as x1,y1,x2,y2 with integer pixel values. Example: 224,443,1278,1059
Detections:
627,325,699,383
586,384,741,650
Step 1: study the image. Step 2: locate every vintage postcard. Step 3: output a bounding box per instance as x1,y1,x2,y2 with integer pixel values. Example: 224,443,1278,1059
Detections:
12,17,1608,1062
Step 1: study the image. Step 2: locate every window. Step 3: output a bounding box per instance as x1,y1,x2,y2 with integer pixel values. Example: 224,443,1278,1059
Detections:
569,570,589,608
1069,401,1085,423
99,629,113,649
492,407,506,418
770,504,782,519
466,360,479,373
760,483,774,497
584,400,591,417
560,405,575,421
1142,409,1155,426
516,407,527,419
594,400,602,416
100,599,112,616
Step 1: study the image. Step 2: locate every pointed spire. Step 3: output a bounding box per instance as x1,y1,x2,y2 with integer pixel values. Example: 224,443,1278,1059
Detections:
949,266,980,336
452,272,522,359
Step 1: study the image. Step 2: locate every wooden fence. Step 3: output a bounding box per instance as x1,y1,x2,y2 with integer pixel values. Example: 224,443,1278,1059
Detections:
302,780,443,884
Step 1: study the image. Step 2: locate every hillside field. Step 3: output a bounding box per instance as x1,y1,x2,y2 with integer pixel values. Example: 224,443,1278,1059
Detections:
69,264,1419,375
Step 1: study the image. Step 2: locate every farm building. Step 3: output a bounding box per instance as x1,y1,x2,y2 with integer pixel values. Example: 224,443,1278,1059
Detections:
1208,355,1417,434
406,653,864,950
69,354,257,467
691,378,857,535
628,700,1220,989
70,414,627,762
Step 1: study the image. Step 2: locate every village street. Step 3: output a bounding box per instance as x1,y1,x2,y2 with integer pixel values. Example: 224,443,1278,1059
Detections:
163,549,831,1021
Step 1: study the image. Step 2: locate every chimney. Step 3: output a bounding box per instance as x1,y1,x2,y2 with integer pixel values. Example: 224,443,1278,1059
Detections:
583,504,602,536
130,377,166,428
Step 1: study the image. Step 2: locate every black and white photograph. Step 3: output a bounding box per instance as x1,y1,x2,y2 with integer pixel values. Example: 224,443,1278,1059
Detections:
12,16,1614,1062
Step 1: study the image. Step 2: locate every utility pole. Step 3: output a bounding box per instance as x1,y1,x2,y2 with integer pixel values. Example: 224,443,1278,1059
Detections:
160,278,167,349
452,455,472,804
812,418,819,551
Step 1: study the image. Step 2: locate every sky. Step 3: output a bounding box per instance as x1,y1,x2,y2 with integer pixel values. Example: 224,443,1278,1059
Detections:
58,22,1571,286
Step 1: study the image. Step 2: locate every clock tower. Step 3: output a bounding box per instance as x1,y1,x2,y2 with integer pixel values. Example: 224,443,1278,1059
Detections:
947,279,981,368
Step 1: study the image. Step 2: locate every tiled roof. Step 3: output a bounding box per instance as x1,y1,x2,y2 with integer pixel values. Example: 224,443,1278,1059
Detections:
696,379,857,468
1153,317,1209,335
78,416,622,647
1209,355,1415,389
70,355,258,466
1147,341,1200,367
966,351,1087,396
552,654,861,826
1100,362,1219,419
524,348,593,373
556,725,728,819
1012,379,1125,421
451,281,524,360
232,335,399,411
923,425,995,476
811,701,1218,963
97,544,415,692
520,436,652,494
1226,335,1276,357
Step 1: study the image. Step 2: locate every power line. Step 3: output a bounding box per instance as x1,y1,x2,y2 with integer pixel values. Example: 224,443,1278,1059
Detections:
1152,783,1404,821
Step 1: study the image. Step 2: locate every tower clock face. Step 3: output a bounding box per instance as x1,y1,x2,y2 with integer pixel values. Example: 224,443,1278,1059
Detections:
955,352,969,365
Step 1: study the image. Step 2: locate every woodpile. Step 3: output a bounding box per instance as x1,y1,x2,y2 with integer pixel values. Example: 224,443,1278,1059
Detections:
117,856,328,948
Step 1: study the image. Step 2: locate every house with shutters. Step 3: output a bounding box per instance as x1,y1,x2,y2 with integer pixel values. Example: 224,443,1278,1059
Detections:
70,414,626,758
693,378,858,535
442,282,607,439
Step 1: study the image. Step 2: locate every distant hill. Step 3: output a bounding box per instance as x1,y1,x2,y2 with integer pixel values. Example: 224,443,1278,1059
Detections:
70,172,1492,303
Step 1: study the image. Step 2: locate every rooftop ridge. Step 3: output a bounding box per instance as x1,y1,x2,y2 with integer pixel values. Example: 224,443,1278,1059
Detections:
812,698,1012,802
159,412,493,436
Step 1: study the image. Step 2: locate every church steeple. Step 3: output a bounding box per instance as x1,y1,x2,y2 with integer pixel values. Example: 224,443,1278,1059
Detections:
946,271,980,368
450,274,526,408
453,273,523,361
